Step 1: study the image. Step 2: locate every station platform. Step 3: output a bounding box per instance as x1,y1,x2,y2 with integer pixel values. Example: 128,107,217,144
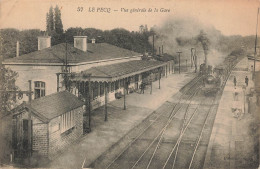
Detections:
203,57,258,169
48,72,196,169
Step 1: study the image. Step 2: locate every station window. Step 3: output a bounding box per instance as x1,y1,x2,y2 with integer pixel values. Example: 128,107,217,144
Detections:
34,81,45,99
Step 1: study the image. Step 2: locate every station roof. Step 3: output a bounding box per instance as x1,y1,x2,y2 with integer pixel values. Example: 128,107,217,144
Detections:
3,43,141,66
71,60,167,82
12,91,84,123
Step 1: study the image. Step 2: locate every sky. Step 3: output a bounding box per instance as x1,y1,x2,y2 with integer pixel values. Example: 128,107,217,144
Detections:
0,0,259,36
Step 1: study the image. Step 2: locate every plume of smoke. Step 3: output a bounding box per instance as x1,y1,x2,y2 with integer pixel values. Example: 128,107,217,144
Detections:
150,16,226,67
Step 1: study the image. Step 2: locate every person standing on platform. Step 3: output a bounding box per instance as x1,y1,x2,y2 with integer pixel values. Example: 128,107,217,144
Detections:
233,76,237,88
245,76,249,87
141,82,145,94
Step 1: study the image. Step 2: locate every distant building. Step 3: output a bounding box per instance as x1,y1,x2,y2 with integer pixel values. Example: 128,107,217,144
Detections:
139,24,148,33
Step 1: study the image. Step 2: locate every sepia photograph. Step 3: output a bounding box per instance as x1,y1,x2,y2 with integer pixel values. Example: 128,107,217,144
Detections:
0,0,260,168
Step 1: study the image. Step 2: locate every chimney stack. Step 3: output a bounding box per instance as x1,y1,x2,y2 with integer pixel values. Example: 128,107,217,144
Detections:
162,45,164,55
38,36,51,50
74,36,87,52
16,41,19,57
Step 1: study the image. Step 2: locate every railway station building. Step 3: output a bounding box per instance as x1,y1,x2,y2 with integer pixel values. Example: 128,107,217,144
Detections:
3,35,174,108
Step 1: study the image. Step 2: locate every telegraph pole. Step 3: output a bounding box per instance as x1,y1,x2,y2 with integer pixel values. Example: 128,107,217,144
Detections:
28,80,32,159
177,52,182,74
253,7,259,79
104,82,108,121
88,75,92,132
152,34,155,56
123,78,126,110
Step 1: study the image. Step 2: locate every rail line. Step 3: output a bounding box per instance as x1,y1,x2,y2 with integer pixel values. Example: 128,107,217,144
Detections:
104,76,202,169
164,56,241,169
133,87,202,169
99,55,243,169
187,57,239,169
144,88,203,169
160,96,209,169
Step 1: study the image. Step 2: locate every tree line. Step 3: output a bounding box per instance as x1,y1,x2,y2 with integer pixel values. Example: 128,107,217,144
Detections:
0,28,154,59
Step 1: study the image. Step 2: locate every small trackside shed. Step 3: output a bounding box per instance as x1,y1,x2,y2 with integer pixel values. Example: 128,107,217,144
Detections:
12,91,85,160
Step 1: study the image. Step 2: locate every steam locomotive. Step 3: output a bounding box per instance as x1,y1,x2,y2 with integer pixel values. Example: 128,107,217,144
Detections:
200,63,223,96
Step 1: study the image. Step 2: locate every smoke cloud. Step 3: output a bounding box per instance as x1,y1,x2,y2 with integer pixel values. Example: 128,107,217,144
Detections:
150,17,227,67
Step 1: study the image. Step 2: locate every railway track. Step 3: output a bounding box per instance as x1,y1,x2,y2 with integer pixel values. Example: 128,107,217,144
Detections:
163,56,241,169
87,55,243,169
99,76,203,169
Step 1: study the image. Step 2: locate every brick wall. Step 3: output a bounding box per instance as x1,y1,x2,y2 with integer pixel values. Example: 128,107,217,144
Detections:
32,119,48,157
48,106,84,159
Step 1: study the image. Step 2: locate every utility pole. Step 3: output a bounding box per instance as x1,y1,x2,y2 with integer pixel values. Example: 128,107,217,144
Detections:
123,79,126,110
104,82,108,121
28,80,32,159
191,48,194,68
195,49,197,73
186,59,188,72
152,34,155,56
88,75,92,132
56,74,60,92
150,74,153,94
253,7,259,79
177,52,182,74
65,41,69,90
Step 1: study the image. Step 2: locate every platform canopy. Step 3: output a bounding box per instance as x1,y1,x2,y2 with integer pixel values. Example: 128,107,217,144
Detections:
70,60,167,82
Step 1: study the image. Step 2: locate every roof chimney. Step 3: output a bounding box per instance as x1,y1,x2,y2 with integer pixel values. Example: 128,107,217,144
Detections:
74,36,87,52
162,45,164,54
38,36,51,50
91,38,96,44
16,41,19,57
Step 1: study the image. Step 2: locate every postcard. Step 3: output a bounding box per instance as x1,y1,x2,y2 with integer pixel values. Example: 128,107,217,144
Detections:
0,0,259,168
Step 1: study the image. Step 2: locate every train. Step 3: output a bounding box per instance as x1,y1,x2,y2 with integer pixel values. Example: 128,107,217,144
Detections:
199,63,225,96
199,55,239,96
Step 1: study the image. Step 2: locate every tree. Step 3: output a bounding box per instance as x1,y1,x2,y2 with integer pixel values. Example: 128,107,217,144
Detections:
0,67,19,115
54,5,63,34
46,6,54,34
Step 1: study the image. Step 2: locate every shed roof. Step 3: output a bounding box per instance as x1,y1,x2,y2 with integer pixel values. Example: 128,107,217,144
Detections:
13,91,84,123
3,43,141,65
